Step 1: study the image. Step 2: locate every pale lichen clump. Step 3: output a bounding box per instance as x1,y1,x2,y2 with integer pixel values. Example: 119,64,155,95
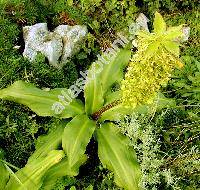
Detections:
121,12,185,108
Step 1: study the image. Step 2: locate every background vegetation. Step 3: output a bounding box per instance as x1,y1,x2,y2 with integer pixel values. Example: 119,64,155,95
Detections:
0,0,199,189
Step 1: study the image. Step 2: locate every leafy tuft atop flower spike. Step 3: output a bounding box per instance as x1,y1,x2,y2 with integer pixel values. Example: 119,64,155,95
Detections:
121,12,186,108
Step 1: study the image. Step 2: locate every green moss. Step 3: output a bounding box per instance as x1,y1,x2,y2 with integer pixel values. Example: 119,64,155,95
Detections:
0,100,38,167
51,0,138,49
141,0,199,16
1,0,51,24
54,0,138,31
0,54,79,89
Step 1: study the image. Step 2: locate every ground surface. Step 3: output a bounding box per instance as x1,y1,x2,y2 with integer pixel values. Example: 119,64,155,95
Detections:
0,0,199,189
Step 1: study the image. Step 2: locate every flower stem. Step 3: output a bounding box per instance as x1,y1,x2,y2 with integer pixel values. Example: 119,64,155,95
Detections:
91,100,121,121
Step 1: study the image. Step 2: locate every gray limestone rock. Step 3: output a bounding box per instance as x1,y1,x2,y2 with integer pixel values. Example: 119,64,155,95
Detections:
54,25,87,67
23,23,87,68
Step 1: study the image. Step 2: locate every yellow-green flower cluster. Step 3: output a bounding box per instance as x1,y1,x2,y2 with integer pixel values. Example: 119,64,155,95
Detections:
121,12,184,108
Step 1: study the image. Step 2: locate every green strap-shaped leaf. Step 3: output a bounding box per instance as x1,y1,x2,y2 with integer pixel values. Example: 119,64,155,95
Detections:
100,92,175,122
99,104,158,122
0,162,10,190
5,150,65,190
84,49,131,115
70,186,76,190
145,40,161,58
99,49,131,95
164,25,183,40
62,114,96,175
84,185,93,190
99,104,134,122
96,123,141,190
153,12,166,34
100,91,147,122
28,121,66,163
104,90,122,105
84,63,104,115
137,30,153,39
0,81,84,118
162,40,180,57
41,158,70,190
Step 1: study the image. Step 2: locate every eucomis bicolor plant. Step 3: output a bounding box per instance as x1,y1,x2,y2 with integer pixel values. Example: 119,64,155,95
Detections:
0,12,186,190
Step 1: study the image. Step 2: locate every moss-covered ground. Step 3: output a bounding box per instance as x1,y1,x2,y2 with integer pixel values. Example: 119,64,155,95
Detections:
0,0,199,189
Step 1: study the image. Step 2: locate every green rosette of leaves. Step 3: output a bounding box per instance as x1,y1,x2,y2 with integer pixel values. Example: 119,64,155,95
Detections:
0,12,185,190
